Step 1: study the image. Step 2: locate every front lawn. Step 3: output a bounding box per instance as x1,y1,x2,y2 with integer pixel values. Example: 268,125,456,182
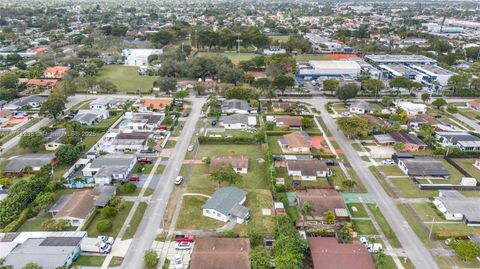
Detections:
84,201,133,237
379,166,406,177
352,220,378,236
347,203,368,218
18,213,52,232
452,158,480,180
98,65,157,93
73,255,106,267
267,136,283,154
176,195,224,230
367,204,401,248
390,178,437,199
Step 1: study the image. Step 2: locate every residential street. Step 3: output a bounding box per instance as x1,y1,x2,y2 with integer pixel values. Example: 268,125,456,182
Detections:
120,98,205,269
304,98,439,269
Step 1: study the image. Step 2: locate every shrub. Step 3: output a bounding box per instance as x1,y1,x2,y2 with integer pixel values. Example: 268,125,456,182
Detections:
96,219,113,233
41,219,71,231
223,230,239,238
0,208,30,232
123,182,137,194
144,249,159,268
101,206,118,218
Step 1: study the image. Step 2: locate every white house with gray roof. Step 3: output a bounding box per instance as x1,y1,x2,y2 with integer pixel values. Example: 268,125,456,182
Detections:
82,155,137,185
433,190,480,226
73,109,109,126
349,101,372,114
89,97,127,110
219,114,257,130
435,132,480,151
202,187,249,224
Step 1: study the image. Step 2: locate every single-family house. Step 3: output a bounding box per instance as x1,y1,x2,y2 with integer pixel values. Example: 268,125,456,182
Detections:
279,131,311,153
221,99,251,114
4,154,55,174
26,79,59,92
467,100,480,111
89,97,126,110
436,132,480,151
433,190,480,226
389,131,427,151
286,160,331,180
219,114,256,130
397,157,449,178
110,132,152,153
271,115,303,128
43,66,70,79
3,232,86,269
190,238,251,269
209,155,249,174
296,189,348,228
271,101,296,112
120,113,163,131
394,101,427,115
202,187,249,224
4,95,47,110
408,114,441,128
45,128,65,151
73,110,109,126
82,155,137,185
309,237,375,269
360,114,387,127
141,98,173,111
49,189,99,227
349,101,372,114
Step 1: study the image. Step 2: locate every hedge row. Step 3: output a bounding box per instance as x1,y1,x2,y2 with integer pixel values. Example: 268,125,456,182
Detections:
198,136,257,144
0,208,30,232
82,126,109,133
265,131,323,136
433,230,480,240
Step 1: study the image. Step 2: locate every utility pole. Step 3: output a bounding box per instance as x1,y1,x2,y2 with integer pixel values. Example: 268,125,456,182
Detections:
236,33,242,54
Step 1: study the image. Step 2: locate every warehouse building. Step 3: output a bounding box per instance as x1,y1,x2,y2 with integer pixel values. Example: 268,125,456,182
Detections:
297,60,361,79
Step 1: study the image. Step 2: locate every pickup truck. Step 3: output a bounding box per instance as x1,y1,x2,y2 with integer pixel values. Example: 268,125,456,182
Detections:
175,234,194,243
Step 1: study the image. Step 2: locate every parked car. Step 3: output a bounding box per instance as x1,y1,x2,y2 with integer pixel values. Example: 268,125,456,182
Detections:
341,112,350,116
174,254,184,269
175,241,192,250
100,242,112,253
175,234,195,243
367,243,383,253
175,176,183,185
382,159,395,165
359,236,369,245
444,238,458,246
98,236,114,245
187,145,194,152
128,176,140,182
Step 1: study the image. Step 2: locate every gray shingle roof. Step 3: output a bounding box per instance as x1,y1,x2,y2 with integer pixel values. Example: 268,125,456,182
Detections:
220,114,249,125
202,187,247,216
4,154,54,173
90,155,135,169
221,99,251,112
401,158,449,177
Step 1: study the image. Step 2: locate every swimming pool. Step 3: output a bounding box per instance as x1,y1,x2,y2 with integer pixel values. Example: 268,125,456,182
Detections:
120,120,129,126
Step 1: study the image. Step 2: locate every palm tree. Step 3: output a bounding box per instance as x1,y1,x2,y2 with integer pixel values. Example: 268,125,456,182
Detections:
300,201,315,229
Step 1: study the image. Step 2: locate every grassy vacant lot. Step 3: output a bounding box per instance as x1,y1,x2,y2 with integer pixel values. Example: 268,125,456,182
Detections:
85,202,133,237
18,213,52,231
176,196,224,230
352,220,378,236
269,35,290,42
379,166,406,177
452,158,480,180
73,255,106,266
123,202,148,239
390,178,438,199
347,203,368,218
98,65,157,93
196,52,258,63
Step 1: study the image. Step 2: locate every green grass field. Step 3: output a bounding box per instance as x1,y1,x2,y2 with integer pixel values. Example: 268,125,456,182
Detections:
84,202,133,237
176,195,224,230
269,35,290,42
123,202,148,239
98,65,157,93
352,220,378,236
73,255,106,266
294,54,329,62
196,52,258,63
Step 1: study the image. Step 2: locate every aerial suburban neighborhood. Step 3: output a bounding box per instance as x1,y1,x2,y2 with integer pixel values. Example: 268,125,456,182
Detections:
0,0,480,269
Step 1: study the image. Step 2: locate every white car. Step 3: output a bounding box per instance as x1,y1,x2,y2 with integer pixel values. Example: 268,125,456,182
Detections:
98,236,114,245
175,176,183,185
367,243,383,253
382,159,395,165
341,112,350,116
100,242,112,253
174,254,184,269
187,145,194,152
359,236,369,245
175,241,192,250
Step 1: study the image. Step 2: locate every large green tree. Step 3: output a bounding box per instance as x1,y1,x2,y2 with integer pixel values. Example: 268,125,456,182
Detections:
322,79,339,95
40,91,66,119
336,83,358,103
251,246,271,269
210,164,242,187
272,75,295,95
19,132,45,151
337,117,369,138
362,79,385,98
154,77,177,94
144,249,159,268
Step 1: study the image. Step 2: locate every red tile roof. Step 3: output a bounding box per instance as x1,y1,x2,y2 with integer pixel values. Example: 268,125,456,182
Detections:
309,237,375,269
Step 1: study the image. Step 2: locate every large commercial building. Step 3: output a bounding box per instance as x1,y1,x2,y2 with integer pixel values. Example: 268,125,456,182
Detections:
365,54,437,64
122,48,163,66
297,60,361,79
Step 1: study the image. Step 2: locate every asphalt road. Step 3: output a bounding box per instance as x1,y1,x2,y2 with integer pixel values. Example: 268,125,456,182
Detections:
121,97,205,269
304,98,439,269
0,95,89,156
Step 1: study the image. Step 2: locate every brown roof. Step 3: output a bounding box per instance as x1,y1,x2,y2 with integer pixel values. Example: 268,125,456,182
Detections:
359,114,386,126
275,115,303,126
309,237,375,269
468,99,480,107
55,190,99,219
408,114,441,125
116,132,151,140
283,131,311,148
297,189,346,217
26,79,59,88
190,238,251,269
389,131,427,146
0,109,12,118
209,155,248,173
286,160,328,177
272,102,296,111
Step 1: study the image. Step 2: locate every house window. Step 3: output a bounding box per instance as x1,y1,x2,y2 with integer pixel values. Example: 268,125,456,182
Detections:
217,212,222,217
206,210,210,214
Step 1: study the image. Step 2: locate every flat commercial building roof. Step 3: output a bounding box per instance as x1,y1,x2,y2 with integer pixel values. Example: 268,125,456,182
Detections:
365,54,436,64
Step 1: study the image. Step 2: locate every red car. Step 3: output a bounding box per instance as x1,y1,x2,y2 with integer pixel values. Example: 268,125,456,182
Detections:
175,234,195,243
128,176,140,182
